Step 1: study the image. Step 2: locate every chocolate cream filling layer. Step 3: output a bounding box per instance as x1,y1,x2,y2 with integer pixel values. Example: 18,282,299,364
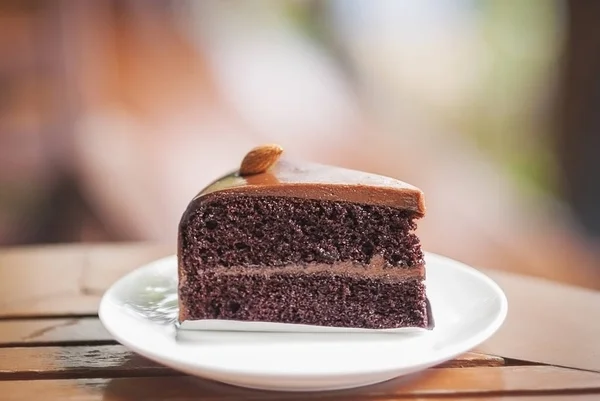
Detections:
181,256,424,281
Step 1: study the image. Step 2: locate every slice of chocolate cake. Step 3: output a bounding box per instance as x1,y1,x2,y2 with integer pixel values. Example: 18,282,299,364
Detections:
177,145,430,329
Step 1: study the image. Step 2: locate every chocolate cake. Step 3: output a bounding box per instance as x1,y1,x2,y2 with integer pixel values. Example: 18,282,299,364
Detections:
177,145,430,329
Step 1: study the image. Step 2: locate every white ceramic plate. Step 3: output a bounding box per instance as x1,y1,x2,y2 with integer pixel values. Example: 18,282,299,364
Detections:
99,252,507,392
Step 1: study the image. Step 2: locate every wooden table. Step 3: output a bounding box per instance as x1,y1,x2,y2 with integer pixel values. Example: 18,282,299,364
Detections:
0,243,599,400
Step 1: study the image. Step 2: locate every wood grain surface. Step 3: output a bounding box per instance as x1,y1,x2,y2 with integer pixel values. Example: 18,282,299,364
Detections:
0,318,111,346
0,346,504,381
2,243,599,373
0,243,172,317
0,243,599,400
0,366,599,401
482,270,600,372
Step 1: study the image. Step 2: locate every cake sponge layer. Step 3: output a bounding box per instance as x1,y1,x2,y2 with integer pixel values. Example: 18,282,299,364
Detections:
179,269,428,328
179,195,424,269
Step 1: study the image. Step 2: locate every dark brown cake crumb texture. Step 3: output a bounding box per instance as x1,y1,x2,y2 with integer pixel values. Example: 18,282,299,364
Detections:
180,272,428,329
180,196,423,268
179,195,429,329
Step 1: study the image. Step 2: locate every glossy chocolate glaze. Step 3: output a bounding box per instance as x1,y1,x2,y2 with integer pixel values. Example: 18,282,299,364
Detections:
193,159,426,216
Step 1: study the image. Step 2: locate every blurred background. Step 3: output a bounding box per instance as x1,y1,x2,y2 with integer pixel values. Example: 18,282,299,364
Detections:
1,0,600,288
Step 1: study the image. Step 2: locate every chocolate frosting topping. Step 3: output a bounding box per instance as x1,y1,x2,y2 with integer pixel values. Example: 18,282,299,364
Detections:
195,159,426,216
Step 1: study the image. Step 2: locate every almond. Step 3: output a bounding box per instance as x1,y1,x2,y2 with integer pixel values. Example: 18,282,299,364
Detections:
239,144,284,176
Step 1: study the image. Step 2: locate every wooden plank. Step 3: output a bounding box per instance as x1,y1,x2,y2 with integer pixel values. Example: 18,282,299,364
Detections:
439,351,504,368
480,269,600,372
0,318,112,346
0,367,599,400
0,345,503,380
0,243,172,317
0,345,174,380
1,242,598,374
